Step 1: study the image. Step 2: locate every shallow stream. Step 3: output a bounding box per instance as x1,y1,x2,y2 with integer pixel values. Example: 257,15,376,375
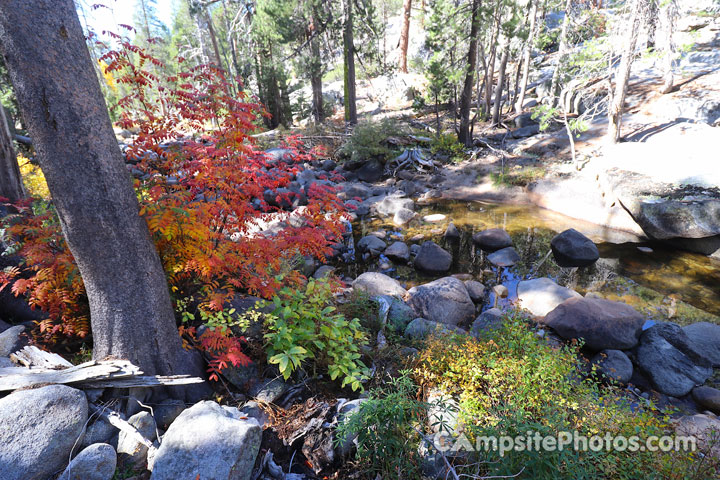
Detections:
349,200,720,325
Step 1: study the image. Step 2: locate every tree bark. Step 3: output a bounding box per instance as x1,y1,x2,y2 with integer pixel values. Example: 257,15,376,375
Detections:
458,0,482,146
515,0,539,113
342,0,357,124
309,10,323,124
0,105,23,203
398,0,412,73
607,0,642,143
549,0,572,105
492,42,510,125
0,0,190,378
204,7,224,69
659,0,677,95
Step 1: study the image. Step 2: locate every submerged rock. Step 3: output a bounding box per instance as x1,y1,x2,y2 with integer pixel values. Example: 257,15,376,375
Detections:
487,247,520,267
472,228,512,251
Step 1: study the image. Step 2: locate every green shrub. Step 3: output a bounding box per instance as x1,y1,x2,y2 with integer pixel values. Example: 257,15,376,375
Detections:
339,119,406,163
415,313,706,479
263,279,370,391
335,372,427,477
430,132,465,163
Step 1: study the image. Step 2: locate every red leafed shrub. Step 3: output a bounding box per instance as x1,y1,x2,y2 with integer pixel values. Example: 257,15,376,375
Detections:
1,28,348,369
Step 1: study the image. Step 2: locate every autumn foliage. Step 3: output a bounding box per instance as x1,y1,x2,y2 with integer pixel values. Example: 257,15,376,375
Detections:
0,25,348,373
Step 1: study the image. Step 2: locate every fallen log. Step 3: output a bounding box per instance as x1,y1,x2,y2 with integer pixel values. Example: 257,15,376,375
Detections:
0,359,142,391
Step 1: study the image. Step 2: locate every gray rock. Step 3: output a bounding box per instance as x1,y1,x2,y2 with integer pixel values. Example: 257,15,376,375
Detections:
239,400,270,428
58,443,116,480
408,277,475,326
375,194,414,217
313,265,336,279
427,389,460,434
150,401,262,480
0,385,88,480
384,241,410,262
0,324,24,356
264,147,294,165
550,229,600,267
393,207,417,226
357,159,384,182
512,124,540,138
335,399,366,457
492,284,509,298
683,322,720,367
591,350,633,385
296,169,317,187
222,359,260,392
249,377,288,403
118,411,157,468
357,234,387,254
472,228,512,251
636,322,712,397
321,159,337,171
414,241,452,274
81,417,119,450
376,295,415,332
471,308,504,337
153,399,186,430
543,297,646,350
464,280,486,303
487,247,520,267
343,183,371,200
444,222,461,240
692,386,720,413
404,318,467,340
517,278,581,317
353,272,407,297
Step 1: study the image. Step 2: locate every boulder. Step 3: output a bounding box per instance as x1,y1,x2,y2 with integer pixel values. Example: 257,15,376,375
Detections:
81,417,118,450
313,265,336,279
117,411,157,468
343,183,371,200
550,229,600,267
464,280,486,303
404,318,467,340
58,443,116,480
692,386,720,414
0,385,88,480
591,349,633,385
375,295,415,333
357,159,384,182
673,414,720,456
357,235,387,254
683,322,720,367
543,297,646,350
334,399,366,457
353,272,407,297
472,228,512,251
0,324,25,356
407,277,475,326
393,208,418,226
150,401,261,480
413,241,452,274
154,399,187,430
635,322,712,397
512,124,540,138
384,242,410,262
249,377,288,404
516,278,581,317
487,247,520,267
471,308,504,337
444,223,461,240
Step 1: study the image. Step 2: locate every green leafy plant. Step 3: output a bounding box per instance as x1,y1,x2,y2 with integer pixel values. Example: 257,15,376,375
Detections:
262,278,370,391
335,372,427,477
430,132,465,163
339,119,406,164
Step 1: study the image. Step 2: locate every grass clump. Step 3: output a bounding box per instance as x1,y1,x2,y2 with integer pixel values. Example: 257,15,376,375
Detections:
489,166,546,187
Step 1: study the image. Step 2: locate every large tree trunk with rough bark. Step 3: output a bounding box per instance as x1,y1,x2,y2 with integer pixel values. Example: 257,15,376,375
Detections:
607,0,642,143
343,0,357,124
0,106,23,203
549,0,572,105
398,0,412,73
458,0,482,146
0,0,192,379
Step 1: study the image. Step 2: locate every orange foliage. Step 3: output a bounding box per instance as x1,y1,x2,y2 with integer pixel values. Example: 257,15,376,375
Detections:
1,31,348,357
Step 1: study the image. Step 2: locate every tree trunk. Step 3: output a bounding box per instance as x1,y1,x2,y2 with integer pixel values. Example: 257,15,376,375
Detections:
309,11,323,124
398,0,412,73
607,0,642,143
204,8,224,69
0,0,191,378
0,106,24,203
659,0,677,94
483,0,503,119
343,0,357,124
515,0,538,113
458,0,482,146
549,0,572,105
492,42,510,125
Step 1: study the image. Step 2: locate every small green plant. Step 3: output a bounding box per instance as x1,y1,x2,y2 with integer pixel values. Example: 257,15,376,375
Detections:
176,296,247,332
430,132,465,163
489,166,546,187
262,278,370,391
335,372,427,477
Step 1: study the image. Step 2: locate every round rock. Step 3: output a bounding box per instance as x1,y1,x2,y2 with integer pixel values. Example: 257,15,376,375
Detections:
413,241,452,274
591,349,633,385
550,228,600,267
472,228,512,251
